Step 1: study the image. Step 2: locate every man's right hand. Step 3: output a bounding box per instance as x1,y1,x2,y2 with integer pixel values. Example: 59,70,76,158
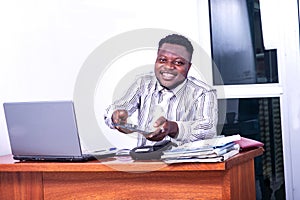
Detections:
112,109,133,134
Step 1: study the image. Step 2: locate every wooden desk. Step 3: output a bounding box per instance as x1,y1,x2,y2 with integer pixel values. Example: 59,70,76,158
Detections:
0,148,263,200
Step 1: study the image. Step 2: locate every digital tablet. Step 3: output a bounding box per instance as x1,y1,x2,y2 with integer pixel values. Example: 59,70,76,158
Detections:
112,123,151,136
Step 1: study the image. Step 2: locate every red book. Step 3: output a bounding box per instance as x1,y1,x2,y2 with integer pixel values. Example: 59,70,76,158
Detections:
235,137,264,151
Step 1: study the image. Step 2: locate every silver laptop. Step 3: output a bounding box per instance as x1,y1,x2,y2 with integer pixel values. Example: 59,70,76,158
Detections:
3,101,116,161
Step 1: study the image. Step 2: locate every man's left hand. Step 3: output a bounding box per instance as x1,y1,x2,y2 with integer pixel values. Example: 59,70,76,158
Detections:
146,116,178,141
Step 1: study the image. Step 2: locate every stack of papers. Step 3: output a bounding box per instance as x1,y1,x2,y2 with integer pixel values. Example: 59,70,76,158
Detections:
161,135,241,164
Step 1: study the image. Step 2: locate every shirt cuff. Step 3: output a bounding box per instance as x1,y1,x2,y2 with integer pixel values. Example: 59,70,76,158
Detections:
174,121,191,143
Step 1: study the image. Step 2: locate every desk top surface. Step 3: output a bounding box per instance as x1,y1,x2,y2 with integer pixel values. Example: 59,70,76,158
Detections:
0,147,263,173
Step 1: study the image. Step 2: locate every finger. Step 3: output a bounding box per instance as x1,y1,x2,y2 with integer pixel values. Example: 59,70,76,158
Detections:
153,116,167,128
119,110,128,123
112,110,128,124
146,128,161,138
118,110,128,118
112,111,120,124
160,126,165,133
116,126,133,134
147,133,165,141
146,126,168,141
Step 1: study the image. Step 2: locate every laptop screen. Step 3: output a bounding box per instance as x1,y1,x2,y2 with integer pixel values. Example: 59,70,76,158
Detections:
3,101,84,158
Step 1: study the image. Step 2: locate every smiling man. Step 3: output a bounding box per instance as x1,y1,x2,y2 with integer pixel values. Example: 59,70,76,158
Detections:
104,34,218,146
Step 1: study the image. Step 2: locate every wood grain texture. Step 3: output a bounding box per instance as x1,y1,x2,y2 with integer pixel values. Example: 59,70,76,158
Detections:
0,172,43,200
0,147,264,173
229,159,255,200
43,171,225,200
0,148,263,200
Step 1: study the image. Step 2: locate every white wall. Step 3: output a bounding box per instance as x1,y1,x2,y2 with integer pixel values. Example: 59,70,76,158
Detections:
0,0,202,155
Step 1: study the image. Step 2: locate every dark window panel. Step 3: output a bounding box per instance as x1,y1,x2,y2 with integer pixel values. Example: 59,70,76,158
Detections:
218,98,285,199
209,0,279,85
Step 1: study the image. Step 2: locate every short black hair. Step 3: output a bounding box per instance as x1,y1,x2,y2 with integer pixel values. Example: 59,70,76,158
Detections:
158,34,194,59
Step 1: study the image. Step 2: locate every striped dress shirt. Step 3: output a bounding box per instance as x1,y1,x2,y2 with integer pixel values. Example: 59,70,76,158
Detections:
104,73,218,146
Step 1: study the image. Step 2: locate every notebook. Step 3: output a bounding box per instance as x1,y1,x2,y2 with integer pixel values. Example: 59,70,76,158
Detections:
234,137,264,151
3,101,116,161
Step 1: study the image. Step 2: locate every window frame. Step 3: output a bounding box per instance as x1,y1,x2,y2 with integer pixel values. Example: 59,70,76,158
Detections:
197,0,300,199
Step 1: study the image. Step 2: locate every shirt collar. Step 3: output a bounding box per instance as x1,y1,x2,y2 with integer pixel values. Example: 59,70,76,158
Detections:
156,79,187,96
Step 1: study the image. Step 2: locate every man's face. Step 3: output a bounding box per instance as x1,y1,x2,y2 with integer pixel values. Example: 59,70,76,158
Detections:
155,43,192,89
